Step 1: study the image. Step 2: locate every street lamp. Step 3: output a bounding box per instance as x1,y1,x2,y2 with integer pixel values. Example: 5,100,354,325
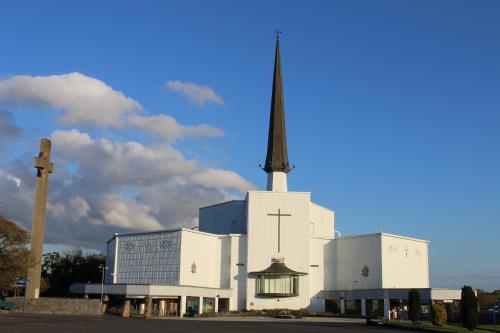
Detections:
18,277,32,313
98,265,108,312
489,304,499,333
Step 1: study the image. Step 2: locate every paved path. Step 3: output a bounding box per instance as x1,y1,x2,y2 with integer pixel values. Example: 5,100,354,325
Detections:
0,313,405,333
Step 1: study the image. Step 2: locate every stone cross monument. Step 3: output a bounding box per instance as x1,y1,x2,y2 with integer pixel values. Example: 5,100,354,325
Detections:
26,138,53,299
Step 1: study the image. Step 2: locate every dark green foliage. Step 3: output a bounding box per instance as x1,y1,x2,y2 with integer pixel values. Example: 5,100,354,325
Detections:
41,249,105,296
431,303,447,326
460,285,478,330
408,288,421,323
0,218,31,297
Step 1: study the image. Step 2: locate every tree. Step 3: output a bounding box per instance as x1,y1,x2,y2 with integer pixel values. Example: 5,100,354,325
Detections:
41,249,105,296
477,289,493,310
0,217,31,298
461,285,479,330
431,303,448,326
408,289,421,323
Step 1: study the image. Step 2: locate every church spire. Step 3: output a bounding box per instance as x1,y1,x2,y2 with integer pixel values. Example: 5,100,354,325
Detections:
263,33,292,175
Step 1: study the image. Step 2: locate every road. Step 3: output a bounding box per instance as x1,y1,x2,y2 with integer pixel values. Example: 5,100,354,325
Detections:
0,314,406,333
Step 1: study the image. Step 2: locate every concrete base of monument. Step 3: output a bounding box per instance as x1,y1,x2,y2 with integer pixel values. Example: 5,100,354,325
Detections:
6,297,102,315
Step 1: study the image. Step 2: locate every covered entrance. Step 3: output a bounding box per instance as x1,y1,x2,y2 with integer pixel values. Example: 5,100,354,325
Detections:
250,258,307,297
158,297,180,317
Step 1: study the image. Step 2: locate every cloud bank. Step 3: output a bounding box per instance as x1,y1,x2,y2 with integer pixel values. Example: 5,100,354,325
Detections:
166,80,224,107
0,73,142,126
128,114,223,142
0,73,254,249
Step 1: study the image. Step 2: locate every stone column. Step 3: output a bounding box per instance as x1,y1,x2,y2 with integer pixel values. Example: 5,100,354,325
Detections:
198,297,203,314
122,299,131,318
361,299,367,317
384,298,390,320
26,138,53,299
145,296,153,319
215,298,219,313
340,299,346,315
179,295,186,317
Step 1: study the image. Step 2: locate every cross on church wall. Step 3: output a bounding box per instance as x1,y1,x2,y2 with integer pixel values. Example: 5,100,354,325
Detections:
267,208,291,252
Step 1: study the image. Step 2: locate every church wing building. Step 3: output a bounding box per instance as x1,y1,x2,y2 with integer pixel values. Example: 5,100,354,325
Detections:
72,38,461,319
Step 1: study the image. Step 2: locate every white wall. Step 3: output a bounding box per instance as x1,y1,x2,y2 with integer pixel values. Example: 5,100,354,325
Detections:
309,202,334,239
309,238,328,311
330,233,430,291
335,234,383,290
381,234,429,288
199,199,247,234
324,240,337,290
179,229,223,288
246,190,311,310
228,235,247,311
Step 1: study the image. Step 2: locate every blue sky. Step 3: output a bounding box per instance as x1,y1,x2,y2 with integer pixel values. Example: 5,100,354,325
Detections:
0,1,499,291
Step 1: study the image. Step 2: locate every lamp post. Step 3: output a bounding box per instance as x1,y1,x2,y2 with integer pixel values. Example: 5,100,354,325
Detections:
21,277,32,313
489,304,498,333
99,265,108,312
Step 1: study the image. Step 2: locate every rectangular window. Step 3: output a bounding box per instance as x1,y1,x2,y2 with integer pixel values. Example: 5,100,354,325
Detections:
202,297,215,313
186,296,199,314
256,276,299,296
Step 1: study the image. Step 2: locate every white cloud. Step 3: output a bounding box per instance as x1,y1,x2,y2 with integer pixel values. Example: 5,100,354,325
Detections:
191,169,255,193
166,80,224,107
1,129,256,247
0,73,252,249
128,114,223,142
0,73,142,126
99,194,162,230
0,169,22,187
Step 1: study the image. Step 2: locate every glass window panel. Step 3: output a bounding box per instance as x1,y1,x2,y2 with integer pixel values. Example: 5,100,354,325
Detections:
257,275,299,295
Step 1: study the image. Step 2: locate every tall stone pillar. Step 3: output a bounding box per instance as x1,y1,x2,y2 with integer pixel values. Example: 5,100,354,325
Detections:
179,295,186,317
361,299,367,317
384,298,391,320
340,299,346,314
145,296,153,319
122,299,131,318
198,297,203,314
26,138,53,299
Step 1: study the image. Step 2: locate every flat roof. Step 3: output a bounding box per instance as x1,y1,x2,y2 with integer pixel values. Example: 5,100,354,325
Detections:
199,199,245,210
336,232,429,243
107,227,244,243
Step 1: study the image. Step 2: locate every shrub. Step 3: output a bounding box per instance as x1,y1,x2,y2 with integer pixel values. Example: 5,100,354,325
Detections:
408,289,421,323
461,285,479,330
431,303,447,327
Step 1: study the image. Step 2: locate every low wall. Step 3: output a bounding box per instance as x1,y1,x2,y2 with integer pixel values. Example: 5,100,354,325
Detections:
6,297,102,315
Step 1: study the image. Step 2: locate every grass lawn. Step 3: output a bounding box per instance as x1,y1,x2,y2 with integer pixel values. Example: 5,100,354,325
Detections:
383,320,498,332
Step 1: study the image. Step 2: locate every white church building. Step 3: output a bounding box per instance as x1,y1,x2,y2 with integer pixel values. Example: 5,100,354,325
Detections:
72,38,461,319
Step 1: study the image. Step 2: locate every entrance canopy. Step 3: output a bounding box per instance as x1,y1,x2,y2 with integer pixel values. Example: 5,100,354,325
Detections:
249,261,307,276
250,259,307,298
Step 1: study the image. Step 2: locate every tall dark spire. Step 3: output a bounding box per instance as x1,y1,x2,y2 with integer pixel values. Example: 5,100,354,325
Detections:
263,35,292,174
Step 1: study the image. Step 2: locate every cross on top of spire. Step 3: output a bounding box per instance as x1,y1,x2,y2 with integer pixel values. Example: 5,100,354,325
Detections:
274,29,282,40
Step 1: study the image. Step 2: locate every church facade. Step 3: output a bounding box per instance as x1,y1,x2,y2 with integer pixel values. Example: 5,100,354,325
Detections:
72,38,461,319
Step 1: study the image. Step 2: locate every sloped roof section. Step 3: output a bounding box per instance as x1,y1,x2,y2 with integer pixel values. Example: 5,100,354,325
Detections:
249,260,307,276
